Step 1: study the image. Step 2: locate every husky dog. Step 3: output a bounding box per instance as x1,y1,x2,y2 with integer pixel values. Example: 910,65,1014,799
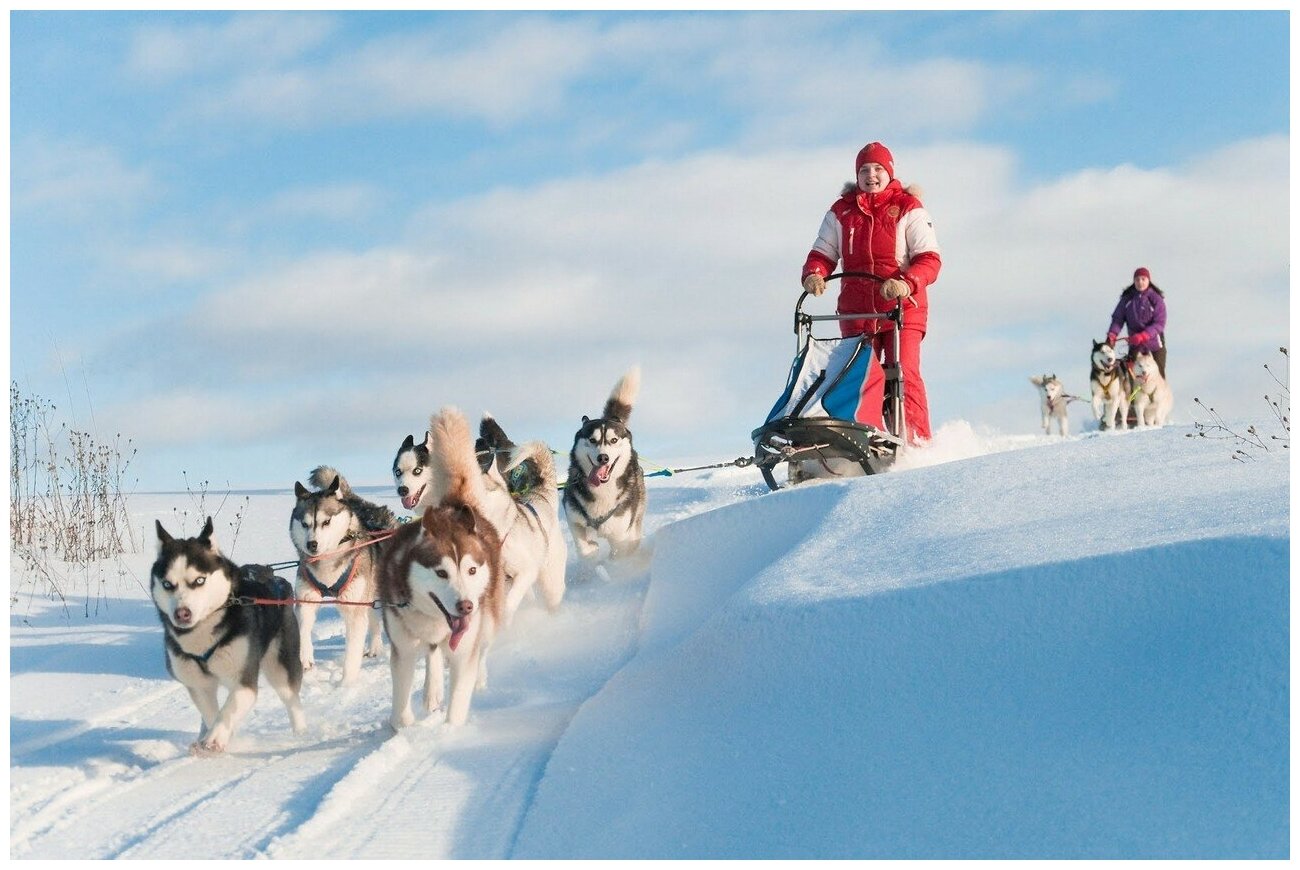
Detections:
289,467,396,684
1089,340,1131,431
152,518,306,755
476,415,546,498
433,414,566,620
1130,351,1174,427
564,368,647,559
379,407,507,728
1029,373,1070,437
394,421,545,515
392,432,432,511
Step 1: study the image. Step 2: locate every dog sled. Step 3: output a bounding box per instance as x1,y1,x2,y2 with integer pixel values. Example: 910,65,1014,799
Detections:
751,272,907,491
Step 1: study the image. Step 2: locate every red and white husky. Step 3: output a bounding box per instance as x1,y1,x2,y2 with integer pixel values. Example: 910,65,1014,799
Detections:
379,408,507,728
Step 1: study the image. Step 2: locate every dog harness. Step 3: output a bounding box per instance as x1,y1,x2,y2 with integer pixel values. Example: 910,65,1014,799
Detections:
166,627,230,669
299,554,361,598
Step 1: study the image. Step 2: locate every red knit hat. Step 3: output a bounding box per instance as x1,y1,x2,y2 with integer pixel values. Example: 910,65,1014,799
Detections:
1133,267,1151,280
855,142,894,178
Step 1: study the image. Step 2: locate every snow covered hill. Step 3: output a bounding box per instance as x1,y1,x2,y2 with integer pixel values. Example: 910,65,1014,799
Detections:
9,424,1289,858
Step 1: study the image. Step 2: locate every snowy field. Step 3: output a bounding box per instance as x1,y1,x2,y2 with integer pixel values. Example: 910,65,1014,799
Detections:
9,423,1289,859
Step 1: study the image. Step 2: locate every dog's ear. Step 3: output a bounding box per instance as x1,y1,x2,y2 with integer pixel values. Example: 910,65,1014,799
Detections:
1029,375,1044,386
423,430,433,453
155,520,174,552
400,433,414,451
294,481,309,498
451,504,478,535
581,415,590,425
325,475,340,496
199,516,215,547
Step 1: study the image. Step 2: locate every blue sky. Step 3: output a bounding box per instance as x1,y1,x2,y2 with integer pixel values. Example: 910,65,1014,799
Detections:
9,10,1290,491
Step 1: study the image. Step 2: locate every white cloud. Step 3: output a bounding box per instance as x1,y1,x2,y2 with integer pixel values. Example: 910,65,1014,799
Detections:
184,17,603,127
144,12,1035,140
12,137,156,219
97,133,1287,479
262,183,385,222
127,12,337,80
118,242,232,283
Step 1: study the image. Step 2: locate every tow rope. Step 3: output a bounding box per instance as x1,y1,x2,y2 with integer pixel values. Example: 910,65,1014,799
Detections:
641,456,754,478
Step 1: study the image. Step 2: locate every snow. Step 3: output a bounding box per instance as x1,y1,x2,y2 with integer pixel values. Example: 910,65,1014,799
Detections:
9,423,1289,859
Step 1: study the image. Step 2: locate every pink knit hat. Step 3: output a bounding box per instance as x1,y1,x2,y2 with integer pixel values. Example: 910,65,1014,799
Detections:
855,142,894,178
1133,267,1151,280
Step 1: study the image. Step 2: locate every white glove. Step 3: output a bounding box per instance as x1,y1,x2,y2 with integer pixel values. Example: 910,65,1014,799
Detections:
881,278,911,300
802,274,826,297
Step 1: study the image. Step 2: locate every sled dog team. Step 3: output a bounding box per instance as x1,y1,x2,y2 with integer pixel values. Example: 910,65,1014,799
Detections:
152,369,646,755
1029,339,1174,437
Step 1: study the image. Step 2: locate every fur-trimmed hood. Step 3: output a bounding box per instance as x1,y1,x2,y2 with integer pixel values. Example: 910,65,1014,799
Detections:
841,180,925,200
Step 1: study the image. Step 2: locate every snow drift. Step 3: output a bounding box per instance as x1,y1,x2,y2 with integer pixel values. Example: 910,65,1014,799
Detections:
10,425,1289,858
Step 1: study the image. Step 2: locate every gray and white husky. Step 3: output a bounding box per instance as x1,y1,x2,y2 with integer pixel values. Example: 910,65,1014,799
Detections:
1029,373,1070,437
379,407,508,728
289,466,396,685
152,517,306,755
1131,351,1174,428
563,367,647,559
1089,340,1131,431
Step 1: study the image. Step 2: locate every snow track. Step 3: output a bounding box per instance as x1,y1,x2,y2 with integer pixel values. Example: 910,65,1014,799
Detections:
11,482,739,859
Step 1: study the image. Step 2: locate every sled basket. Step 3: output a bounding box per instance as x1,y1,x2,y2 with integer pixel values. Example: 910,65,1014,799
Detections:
751,273,906,491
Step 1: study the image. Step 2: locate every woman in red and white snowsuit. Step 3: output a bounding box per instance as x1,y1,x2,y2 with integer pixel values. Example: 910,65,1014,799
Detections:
801,141,942,442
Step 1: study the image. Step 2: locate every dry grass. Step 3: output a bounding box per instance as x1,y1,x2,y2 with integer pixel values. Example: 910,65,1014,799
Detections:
10,382,137,611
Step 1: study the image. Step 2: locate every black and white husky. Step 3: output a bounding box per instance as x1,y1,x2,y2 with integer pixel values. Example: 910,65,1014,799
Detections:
563,367,647,559
1029,373,1070,437
289,467,396,685
392,432,432,512
1089,339,1131,431
152,517,306,755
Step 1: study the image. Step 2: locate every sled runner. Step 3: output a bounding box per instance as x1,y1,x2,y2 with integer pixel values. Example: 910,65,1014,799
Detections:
751,272,906,491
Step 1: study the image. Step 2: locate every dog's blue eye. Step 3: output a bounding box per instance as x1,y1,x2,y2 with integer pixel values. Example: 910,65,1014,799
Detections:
414,467,423,476
589,437,599,445
193,576,206,587
161,579,175,591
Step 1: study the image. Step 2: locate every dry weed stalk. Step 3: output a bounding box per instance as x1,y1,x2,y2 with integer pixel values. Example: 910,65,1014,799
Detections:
1187,347,1289,461
10,382,138,607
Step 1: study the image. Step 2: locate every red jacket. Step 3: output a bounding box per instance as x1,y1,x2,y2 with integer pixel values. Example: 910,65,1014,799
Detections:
802,179,942,334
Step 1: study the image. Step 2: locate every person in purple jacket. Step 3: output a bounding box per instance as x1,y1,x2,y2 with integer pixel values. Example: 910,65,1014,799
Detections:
1106,266,1167,377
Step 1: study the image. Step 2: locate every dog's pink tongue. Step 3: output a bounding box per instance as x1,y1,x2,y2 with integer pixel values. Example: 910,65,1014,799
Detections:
448,615,468,651
401,486,425,510
588,464,611,486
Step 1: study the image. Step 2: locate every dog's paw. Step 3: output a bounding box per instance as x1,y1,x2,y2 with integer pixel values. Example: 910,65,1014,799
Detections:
190,736,227,756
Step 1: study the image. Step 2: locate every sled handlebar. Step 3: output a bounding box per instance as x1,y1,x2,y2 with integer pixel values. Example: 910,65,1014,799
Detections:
795,272,904,336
